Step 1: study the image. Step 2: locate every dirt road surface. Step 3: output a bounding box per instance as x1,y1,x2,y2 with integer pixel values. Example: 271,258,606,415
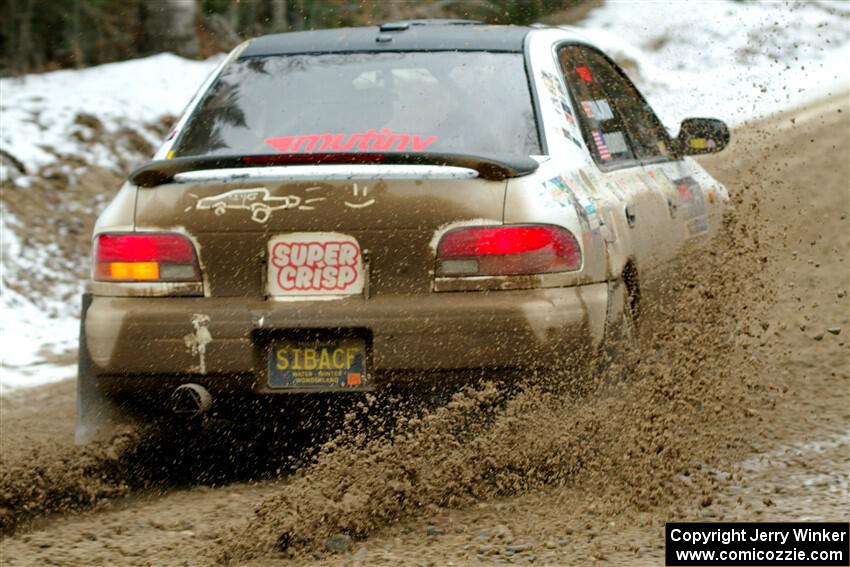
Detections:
1,94,847,566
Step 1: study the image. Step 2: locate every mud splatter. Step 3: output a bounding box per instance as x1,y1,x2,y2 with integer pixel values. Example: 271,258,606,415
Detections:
0,427,142,535
183,313,213,374
0,417,316,536
217,207,780,561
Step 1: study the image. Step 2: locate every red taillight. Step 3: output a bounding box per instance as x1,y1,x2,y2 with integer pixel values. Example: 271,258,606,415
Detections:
93,233,200,282
436,225,581,276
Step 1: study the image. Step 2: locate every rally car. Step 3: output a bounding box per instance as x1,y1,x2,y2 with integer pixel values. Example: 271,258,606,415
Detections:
77,20,730,443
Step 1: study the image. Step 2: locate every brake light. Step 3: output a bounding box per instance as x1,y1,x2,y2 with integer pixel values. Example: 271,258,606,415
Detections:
436,225,581,276
93,233,200,282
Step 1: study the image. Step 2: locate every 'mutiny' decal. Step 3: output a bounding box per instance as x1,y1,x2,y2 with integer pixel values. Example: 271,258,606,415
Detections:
265,129,438,153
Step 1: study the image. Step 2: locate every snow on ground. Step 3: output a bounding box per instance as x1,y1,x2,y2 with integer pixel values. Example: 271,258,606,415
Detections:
574,0,849,130
1,207,82,393
1,1,848,392
0,53,220,178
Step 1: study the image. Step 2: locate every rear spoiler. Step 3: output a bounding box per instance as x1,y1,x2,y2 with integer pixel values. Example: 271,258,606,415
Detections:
129,153,540,187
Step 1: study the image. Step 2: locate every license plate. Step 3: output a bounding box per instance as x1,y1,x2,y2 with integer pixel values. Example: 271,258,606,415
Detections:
267,337,368,389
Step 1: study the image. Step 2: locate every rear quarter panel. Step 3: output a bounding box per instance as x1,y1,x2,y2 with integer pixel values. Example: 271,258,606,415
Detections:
520,28,635,283
92,181,137,234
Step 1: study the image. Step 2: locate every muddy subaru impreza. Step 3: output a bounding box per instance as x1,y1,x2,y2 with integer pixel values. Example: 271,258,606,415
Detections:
77,20,730,443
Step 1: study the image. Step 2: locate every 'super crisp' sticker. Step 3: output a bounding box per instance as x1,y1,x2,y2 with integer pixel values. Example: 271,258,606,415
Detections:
267,233,364,297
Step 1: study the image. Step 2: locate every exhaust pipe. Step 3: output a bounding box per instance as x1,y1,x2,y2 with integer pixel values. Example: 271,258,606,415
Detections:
171,383,212,418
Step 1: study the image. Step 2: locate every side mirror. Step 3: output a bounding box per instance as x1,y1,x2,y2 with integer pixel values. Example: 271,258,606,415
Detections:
676,118,729,155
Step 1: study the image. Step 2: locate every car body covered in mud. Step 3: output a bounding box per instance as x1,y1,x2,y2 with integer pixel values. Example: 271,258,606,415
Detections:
77,20,730,443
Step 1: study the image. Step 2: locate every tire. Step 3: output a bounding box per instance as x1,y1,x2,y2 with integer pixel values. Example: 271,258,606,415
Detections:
598,276,640,379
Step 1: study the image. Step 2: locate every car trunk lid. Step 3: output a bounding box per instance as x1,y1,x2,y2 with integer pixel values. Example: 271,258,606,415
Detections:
134,169,507,297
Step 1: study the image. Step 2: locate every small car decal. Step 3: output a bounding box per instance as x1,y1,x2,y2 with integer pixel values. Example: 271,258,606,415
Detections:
193,188,320,224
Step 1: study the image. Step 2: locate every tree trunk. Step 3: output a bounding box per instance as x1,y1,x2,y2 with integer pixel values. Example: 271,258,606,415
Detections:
291,0,305,31
71,0,84,68
270,0,287,32
16,0,34,74
385,0,401,22
143,0,199,58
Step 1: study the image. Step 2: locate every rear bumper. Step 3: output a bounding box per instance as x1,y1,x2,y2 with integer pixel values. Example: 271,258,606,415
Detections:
84,283,610,389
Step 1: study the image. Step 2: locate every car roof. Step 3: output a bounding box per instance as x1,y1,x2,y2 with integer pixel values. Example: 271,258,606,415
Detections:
239,21,534,58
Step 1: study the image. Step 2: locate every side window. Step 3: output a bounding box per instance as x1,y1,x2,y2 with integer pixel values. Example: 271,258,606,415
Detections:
558,45,672,167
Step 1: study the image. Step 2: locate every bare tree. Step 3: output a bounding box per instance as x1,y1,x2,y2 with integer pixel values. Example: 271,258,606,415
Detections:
142,0,199,58
269,0,287,32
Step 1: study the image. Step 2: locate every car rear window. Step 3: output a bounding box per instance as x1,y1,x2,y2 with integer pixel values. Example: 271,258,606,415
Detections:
173,51,541,159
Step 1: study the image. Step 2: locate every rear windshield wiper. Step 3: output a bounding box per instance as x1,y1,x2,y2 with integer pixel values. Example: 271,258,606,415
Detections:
129,153,540,187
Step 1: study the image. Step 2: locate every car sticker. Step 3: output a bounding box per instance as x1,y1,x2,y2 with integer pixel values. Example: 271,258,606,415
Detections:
551,96,579,129
672,176,709,236
549,96,564,115
541,70,584,149
537,178,571,209
560,100,577,126
538,175,603,234
580,99,614,120
578,170,600,196
267,233,365,296
687,137,717,150
558,180,593,234
645,169,679,217
540,71,560,98
575,66,593,83
536,175,591,233
264,129,438,153
564,175,602,232
595,99,613,120
602,131,629,154
591,130,612,161
607,182,627,203
610,178,631,202
561,128,583,149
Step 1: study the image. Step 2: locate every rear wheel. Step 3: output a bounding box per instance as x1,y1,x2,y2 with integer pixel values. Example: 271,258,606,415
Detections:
618,277,639,345
599,272,640,381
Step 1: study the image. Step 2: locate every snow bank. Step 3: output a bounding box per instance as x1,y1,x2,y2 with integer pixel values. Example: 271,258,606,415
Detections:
0,52,220,178
1,53,219,393
1,207,80,393
574,0,849,129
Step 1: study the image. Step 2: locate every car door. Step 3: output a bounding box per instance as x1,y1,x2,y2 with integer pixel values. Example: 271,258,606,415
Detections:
557,44,680,270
